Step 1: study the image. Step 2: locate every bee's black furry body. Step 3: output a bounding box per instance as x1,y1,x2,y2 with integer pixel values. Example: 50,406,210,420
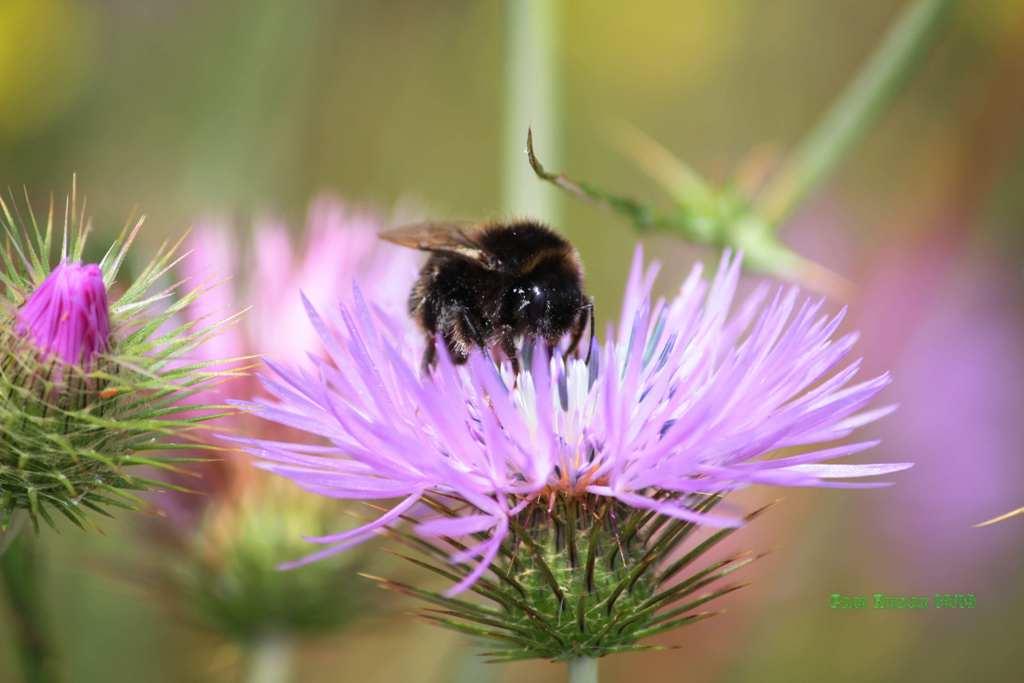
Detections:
391,219,591,370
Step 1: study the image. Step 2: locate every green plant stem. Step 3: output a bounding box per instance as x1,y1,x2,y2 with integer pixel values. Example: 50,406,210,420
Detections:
759,0,956,226
503,0,561,222
1,529,60,683
244,634,294,683
568,657,598,683
0,510,28,557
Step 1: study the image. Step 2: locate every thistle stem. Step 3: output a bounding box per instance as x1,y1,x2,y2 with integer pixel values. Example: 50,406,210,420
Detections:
1,529,60,683
503,0,561,222
758,0,955,226
0,510,28,557
244,633,294,683
568,656,598,683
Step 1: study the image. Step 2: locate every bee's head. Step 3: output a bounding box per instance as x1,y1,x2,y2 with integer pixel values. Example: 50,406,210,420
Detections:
505,265,584,339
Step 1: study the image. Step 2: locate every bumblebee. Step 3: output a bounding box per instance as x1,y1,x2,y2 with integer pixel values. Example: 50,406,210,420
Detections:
381,219,593,372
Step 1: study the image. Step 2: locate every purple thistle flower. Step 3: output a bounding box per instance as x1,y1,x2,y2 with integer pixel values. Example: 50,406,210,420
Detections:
15,261,110,368
237,248,908,598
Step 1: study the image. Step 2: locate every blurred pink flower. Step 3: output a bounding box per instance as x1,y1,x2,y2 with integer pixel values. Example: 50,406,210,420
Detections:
154,196,419,534
856,244,1024,583
782,204,1023,585
184,197,418,364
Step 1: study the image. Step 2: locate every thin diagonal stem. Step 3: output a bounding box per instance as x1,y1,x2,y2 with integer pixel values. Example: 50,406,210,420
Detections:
759,0,956,226
976,505,1024,527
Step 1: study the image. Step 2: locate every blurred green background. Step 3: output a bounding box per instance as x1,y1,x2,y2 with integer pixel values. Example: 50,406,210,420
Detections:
1,1,1023,681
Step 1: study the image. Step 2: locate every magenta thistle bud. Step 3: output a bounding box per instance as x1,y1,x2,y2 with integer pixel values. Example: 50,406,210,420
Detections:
15,261,110,368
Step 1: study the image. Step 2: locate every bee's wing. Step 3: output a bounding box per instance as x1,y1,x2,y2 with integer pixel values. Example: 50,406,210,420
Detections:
380,222,496,268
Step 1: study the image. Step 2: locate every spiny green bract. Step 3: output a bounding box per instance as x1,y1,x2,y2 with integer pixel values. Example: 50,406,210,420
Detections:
374,492,771,662
0,187,238,532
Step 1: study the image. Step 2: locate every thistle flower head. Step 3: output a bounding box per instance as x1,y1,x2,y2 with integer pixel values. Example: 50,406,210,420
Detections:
237,247,907,660
0,186,235,531
14,261,110,367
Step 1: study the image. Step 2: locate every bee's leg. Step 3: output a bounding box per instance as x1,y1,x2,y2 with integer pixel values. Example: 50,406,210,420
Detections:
564,311,586,357
450,310,490,365
437,309,483,366
459,311,485,348
499,334,521,376
584,301,596,364
565,298,594,360
420,335,438,374
431,310,471,367
443,328,470,365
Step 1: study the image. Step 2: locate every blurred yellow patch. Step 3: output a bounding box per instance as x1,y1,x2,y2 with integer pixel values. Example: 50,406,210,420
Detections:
564,0,739,92
0,0,96,141
960,0,1024,42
